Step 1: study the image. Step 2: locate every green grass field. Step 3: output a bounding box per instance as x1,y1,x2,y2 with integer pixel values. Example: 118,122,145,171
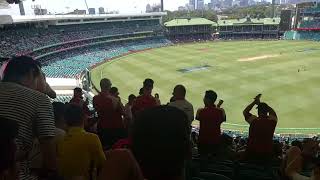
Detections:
91,40,320,134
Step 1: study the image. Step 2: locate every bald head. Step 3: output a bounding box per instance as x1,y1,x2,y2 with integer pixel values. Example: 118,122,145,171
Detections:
173,85,186,99
100,78,112,91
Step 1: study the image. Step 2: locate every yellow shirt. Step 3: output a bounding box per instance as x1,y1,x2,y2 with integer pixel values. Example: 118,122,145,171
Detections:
57,127,106,179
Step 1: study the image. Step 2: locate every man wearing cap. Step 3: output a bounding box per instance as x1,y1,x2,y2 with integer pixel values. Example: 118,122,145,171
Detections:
243,94,278,161
196,90,226,157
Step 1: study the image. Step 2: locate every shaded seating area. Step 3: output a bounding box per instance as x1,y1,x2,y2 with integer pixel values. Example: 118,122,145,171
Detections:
0,19,162,57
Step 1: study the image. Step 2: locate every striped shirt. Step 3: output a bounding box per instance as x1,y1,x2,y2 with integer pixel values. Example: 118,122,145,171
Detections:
0,82,55,180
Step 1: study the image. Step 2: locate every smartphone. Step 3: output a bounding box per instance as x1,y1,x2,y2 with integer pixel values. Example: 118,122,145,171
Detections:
256,94,262,99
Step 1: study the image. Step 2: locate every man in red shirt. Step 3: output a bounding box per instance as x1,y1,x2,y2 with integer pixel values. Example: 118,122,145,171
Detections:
196,90,226,157
93,78,125,150
243,94,278,161
132,78,159,118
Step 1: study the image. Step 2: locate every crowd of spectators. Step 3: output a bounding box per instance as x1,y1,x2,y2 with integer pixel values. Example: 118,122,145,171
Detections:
284,30,320,41
293,31,320,41
170,34,214,43
2,55,320,180
302,4,320,14
39,37,172,78
0,20,162,58
299,20,320,29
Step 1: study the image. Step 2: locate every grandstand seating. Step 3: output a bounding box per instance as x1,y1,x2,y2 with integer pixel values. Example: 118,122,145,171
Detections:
302,4,320,14
0,20,162,57
52,95,73,103
284,31,295,40
297,31,320,40
0,18,172,79
42,38,172,78
299,20,320,29
294,30,320,41
284,30,320,41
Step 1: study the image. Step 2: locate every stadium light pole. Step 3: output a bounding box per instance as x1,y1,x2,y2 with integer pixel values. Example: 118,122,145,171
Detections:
84,0,89,14
161,0,164,11
272,0,275,18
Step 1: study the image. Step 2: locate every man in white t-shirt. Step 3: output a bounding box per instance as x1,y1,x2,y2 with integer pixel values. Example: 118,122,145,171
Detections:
168,84,194,124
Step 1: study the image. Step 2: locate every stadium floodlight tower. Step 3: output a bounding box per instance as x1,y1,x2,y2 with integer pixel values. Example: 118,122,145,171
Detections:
84,0,89,13
272,0,275,18
161,0,164,11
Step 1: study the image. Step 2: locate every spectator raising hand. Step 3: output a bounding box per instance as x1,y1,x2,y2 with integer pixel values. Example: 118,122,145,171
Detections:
196,90,226,157
93,78,126,150
243,94,278,162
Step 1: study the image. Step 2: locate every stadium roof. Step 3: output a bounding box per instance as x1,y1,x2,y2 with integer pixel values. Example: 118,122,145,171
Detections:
164,18,217,27
218,18,280,26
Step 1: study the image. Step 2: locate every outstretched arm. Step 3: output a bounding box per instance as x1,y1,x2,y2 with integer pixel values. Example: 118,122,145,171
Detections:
243,94,261,124
243,101,256,124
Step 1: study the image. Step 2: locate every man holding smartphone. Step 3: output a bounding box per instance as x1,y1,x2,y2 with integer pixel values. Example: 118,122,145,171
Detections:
196,90,226,157
243,94,278,161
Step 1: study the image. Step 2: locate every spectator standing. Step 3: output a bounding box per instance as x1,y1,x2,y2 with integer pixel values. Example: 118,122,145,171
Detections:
110,86,120,98
196,90,226,157
70,87,91,128
243,94,278,161
132,78,158,118
93,78,125,150
131,106,191,180
154,93,161,105
57,105,106,180
52,102,67,139
124,94,136,128
0,56,57,179
70,87,90,114
168,85,194,124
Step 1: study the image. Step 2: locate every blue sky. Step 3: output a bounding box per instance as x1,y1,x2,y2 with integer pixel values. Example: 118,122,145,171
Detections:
0,0,213,15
